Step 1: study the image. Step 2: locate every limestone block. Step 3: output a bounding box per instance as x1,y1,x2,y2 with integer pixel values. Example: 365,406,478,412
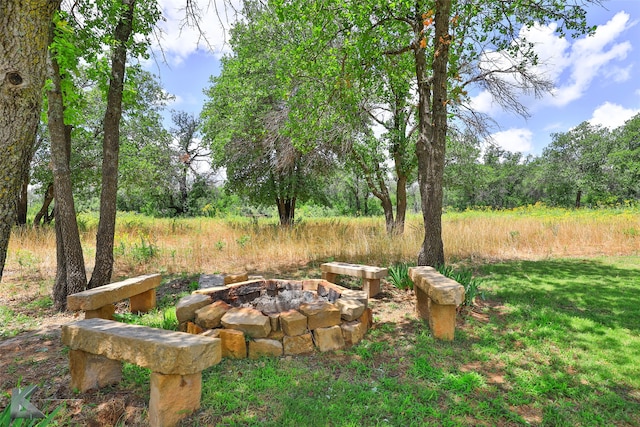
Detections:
336,298,365,321
363,278,381,297
414,285,431,321
321,271,338,284
268,313,280,332
221,307,271,338
313,325,345,352
283,333,315,355
249,339,284,359
341,321,366,347
280,309,308,336
358,307,373,332
298,301,341,330
321,262,387,279
224,273,249,285
219,329,247,359
69,349,122,392
67,274,161,311
176,293,211,323
429,302,457,341
340,289,368,307
408,266,464,306
130,288,156,313
195,300,232,329
84,304,116,320
62,318,221,375
201,329,220,338
187,322,204,335
267,330,285,341
302,279,320,291
148,372,201,427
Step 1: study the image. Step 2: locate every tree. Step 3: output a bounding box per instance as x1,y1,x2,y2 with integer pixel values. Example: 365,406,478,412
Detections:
0,0,60,282
541,122,615,207
201,2,339,226
610,114,640,200
272,0,600,266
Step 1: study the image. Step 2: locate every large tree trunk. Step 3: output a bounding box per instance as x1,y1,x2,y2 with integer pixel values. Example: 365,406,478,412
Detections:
0,0,60,282
16,171,29,225
276,197,296,226
394,173,408,235
48,43,88,310
416,0,451,267
89,0,136,289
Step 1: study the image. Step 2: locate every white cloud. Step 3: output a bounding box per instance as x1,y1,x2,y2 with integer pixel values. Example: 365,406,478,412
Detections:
588,102,640,129
490,128,534,153
153,0,241,65
547,11,632,106
468,90,499,115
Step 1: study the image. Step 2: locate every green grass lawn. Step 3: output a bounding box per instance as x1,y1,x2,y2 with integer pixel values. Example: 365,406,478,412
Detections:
99,257,640,426
134,256,625,426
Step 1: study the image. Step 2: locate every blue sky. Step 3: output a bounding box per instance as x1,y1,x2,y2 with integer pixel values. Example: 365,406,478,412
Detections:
147,0,640,156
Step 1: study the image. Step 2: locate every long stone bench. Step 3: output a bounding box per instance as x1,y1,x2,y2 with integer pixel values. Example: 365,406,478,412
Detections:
67,274,161,319
321,262,388,297
62,318,221,427
408,266,465,341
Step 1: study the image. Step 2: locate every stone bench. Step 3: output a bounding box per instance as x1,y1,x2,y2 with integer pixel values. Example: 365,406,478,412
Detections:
67,273,161,319
62,318,221,427
408,266,465,341
321,262,388,297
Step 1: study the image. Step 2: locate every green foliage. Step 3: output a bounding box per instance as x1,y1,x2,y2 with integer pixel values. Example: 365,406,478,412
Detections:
436,264,484,307
114,307,179,331
387,262,414,290
0,386,64,426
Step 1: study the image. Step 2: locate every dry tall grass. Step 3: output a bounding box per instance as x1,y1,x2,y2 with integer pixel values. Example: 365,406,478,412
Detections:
3,206,639,285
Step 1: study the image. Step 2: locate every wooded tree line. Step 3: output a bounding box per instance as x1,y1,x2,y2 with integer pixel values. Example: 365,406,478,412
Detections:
1,0,610,306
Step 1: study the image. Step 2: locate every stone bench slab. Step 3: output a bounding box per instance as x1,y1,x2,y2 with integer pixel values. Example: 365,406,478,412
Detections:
408,266,464,306
321,262,387,279
61,318,221,375
67,274,161,311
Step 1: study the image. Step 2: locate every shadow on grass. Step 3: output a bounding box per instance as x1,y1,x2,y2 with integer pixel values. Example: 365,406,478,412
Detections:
481,258,640,332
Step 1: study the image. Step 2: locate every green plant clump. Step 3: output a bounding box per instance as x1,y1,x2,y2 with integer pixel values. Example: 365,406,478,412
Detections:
436,264,484,307
387,262,414,290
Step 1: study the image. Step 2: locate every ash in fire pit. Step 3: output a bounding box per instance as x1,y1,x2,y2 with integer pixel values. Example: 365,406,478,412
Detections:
246,289,319,313
176,277,372,358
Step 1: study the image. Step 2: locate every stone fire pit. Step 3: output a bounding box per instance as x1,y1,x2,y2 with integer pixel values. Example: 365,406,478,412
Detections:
174,276,372,359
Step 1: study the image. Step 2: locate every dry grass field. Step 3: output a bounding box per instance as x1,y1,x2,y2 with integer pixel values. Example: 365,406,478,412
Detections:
3,205,639,285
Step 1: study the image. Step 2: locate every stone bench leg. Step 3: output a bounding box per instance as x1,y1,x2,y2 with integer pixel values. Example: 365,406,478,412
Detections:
362,278,380,297
85,304,116,320
130,288,156,313
414,286,431,320
69,349,122,392
149,372,202,427
429,303,457,341
321,272,338,284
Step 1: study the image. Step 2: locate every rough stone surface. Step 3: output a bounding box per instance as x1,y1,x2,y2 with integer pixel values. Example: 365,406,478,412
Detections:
313,325,345,352
67,274,161,311
358,307,373,332
201,329,220,339
69,349,122,392
280,309,308,336
340,290,368,307
176,294,212,323
84,304,116,320
429,302,457,341
249,339,283,359
149,372,201,427
219,329,247,359
283,333,315,355
341,321,366,346
298,301,341,330
186,322,204,335
195,301,232,329
221,307,271,338
62,318,221,375
130,289,156,313
321,262,387,279
268,313,280,332
224,273,249,285
408,266,464,306
198,274,225,290
363,278,381,297
267,330,285,341
336,298,365,321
